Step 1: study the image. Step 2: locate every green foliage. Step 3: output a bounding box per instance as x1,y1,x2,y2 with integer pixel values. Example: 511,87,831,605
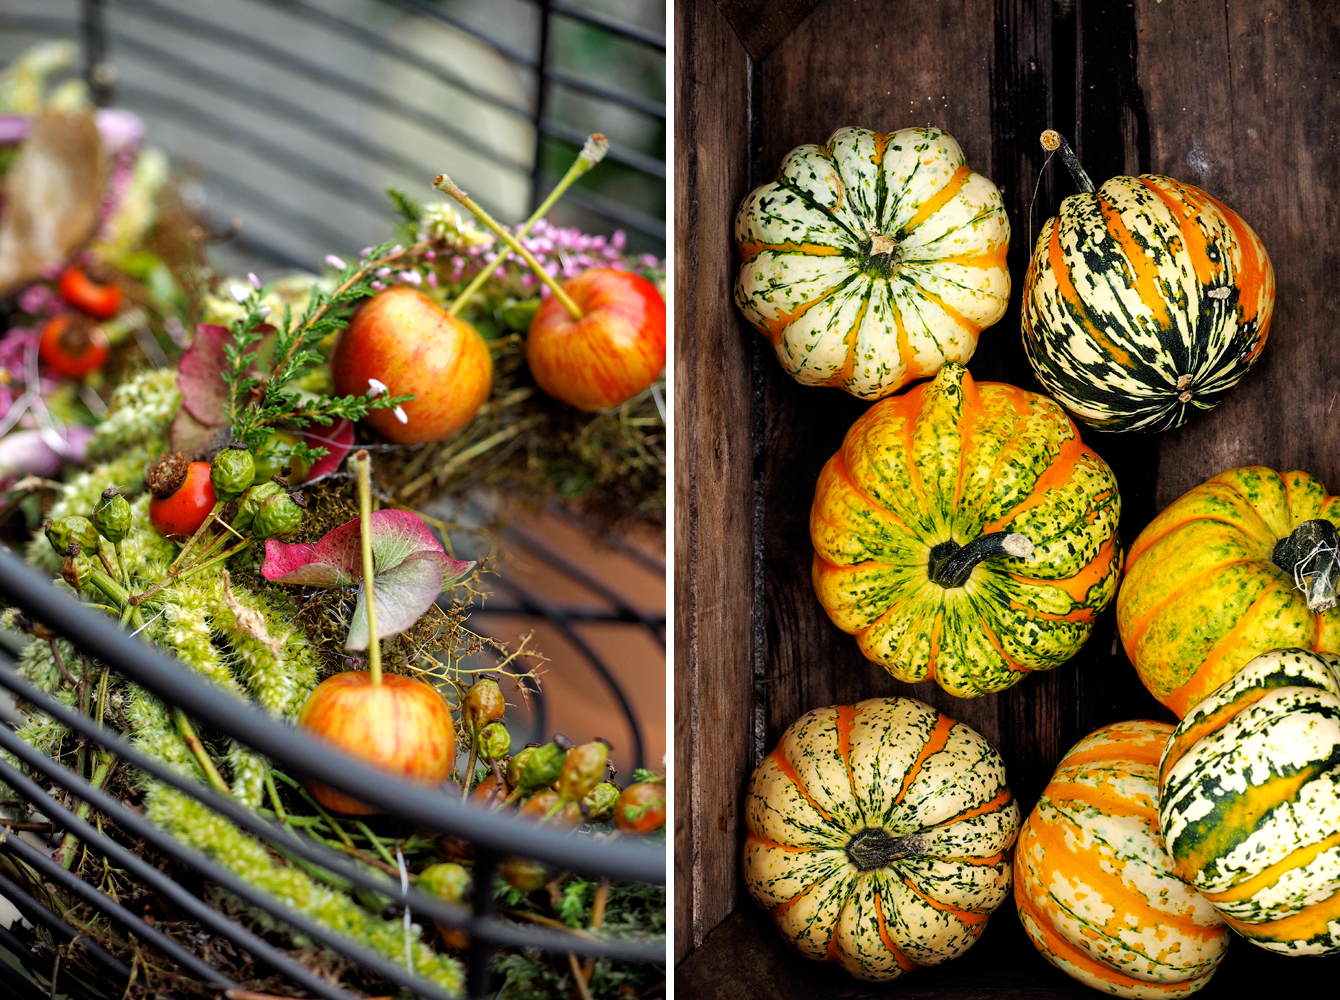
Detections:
222,253,412,453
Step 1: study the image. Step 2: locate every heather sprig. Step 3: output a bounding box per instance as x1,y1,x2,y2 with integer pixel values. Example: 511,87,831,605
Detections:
221,247,416,454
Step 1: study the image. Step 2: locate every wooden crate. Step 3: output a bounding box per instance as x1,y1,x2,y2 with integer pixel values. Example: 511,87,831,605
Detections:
674,0,1340,994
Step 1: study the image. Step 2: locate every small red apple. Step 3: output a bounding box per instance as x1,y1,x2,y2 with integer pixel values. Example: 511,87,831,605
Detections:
297,671,456,815
525,268,665,412
330,286,493,444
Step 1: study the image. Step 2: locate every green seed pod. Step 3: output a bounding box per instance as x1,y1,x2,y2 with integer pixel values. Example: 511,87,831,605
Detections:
475,722,510,760
251,490,304,540
253,430,308,486
46,516,100,557
419,862,470,905
506,746,538,788
583,781,620,822
210,443,255,500
91,489,132,544
462,676,505,733
499,856,548,893
517,741,566,794
557,740,610,802
232,481,283,535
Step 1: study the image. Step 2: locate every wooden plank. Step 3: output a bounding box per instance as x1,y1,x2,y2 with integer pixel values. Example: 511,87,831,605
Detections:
672,0,755,964
1143,1,1340,509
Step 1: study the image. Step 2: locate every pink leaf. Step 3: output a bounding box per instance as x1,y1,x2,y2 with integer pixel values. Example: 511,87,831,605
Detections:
303,418,354,481
177,323,232,426
261,509,474,650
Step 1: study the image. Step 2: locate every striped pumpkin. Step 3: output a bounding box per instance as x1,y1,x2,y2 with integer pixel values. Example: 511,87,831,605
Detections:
1022,143,1274,432
743,697,1020,981
1159,648,1340,956
735,126,1009,400
1118,466,1340,717
1016,720,1229,997
811,362,1122,698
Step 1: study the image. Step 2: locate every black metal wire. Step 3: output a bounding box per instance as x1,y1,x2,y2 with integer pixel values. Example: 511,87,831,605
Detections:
549,2,666,50
0,658,665,963
111,0,533,173
0,547,664,884
0,865,131,982
0,920,107,1000
0,830,235,990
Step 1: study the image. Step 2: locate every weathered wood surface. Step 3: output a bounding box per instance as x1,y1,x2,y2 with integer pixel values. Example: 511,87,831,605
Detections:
675,0,1340,990
672,0,755,966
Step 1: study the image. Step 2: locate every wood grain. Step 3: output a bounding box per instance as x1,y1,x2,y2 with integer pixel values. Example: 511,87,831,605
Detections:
674,0,1340,988
1144,2,1340,509
672,0,755,964
711,0,826,60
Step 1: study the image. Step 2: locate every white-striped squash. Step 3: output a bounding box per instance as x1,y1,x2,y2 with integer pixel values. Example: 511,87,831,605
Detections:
734,126,1010,399
742,697,1020,981
1160,648,1340,956
1022,173,1274,432
1016,720,1229,997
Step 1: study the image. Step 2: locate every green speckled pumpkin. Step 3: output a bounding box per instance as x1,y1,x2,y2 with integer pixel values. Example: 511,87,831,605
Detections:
811,362,1122,698
1160,648,1340,956
743,697,1020,982
735,126,1009,399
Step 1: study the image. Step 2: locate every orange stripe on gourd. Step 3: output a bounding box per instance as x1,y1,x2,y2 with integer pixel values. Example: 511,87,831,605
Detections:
827,291,871,388
737,239,845,263
1139,177,1221,288
899,875,990,926
1123,556,1259,656
926,245,1010,271
1200,830,1340,905
1010,534,1120,609
758,280,850,349
745,832,825,854
981,434,1085,531
1218,883,1340,944
894,716,954,806
1172,763,1333,882
930,786,1013,828
872,890,919,973
835,704,859,806
767,748,836,825
1014,862,1200,996
1045,223,1136,370
1094,192,1175,332
900,164,972,236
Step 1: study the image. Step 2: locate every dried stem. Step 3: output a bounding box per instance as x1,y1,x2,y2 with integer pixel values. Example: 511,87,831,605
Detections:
353,449,381,685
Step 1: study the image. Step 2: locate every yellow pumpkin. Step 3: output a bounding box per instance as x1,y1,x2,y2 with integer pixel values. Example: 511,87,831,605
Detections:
1118,466,1340,716
743,697,1019,981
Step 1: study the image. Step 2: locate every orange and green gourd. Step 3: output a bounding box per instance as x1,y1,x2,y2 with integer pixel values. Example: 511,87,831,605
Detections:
1016,720,1229,997
742,697,1020,982
1159,648,1340,956
734,126,1010,400
1022,131,1274,433
810,362,1122,698
1117,466,1340,717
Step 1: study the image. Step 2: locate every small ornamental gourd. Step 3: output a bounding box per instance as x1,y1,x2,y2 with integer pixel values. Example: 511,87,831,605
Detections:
735,126,1009,399
1159,648,1340,956
811,362,1122,698
1016,721,1229,998
1118,466,1340,717
743,697,1020,982
1023,131,1274,432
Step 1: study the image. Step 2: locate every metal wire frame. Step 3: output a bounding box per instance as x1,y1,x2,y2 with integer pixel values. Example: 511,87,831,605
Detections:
0,545,665,1000
87,0,666,259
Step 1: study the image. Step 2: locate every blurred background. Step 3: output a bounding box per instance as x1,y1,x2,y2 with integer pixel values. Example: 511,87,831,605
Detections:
0,0,665,272
0,0,667,778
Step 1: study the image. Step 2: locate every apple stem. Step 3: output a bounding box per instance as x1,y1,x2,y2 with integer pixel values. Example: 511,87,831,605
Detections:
446,134,608,318
353,449,382,685
433,173,585,322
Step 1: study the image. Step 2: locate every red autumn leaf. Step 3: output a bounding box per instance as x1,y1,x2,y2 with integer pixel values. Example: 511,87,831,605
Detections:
303,418,355,481
260,508,474,650
176,323,233,426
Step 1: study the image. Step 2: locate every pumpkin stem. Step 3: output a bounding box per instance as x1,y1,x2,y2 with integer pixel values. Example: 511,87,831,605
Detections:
928,532,1033,589
845,828,926,872
1272,519,1340,613
1040,130,1096,195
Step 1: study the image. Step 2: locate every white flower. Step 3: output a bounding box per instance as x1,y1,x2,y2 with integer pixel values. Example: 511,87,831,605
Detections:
393,405,408,424
324,254,347,271
257,305,271,319
366,378,388,397
229,285,250,303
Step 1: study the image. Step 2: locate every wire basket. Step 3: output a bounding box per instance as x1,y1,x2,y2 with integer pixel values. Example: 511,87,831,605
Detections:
0,545,666,999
